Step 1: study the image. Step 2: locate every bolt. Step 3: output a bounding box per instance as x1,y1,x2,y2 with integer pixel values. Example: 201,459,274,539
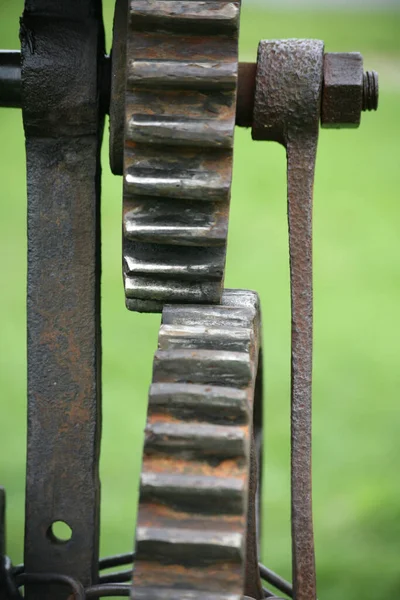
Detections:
363,70,379,111
321,52,379,128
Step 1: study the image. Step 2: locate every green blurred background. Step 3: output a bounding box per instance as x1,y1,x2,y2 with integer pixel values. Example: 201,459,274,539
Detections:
0,1,399,599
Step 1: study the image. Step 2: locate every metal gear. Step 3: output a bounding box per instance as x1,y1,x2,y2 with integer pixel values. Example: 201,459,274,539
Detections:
121,0,241,312
132,289,264,600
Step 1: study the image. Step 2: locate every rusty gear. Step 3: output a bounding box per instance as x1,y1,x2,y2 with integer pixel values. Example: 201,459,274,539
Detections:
121,0,241,312
132,289,263,600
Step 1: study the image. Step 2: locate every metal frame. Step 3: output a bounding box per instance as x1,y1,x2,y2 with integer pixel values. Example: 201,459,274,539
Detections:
21,2,105,598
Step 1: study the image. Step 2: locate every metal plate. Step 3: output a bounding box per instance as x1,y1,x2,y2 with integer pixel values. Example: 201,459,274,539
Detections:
21,1,105,598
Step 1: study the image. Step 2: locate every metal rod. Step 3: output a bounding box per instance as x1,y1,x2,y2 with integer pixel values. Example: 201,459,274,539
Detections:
99,553,134,570
259,563,293,598
99,570,132,584
85,584,130,597
17,573,85,600
0,51,21,108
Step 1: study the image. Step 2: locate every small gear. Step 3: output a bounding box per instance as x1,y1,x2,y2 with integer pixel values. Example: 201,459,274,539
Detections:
132,289,263,600
121,1,241,312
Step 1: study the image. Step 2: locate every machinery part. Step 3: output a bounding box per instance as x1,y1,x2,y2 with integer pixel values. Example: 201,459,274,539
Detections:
16,573,132,599
253,39,325,600
12,554,293,598
3,48,379,129
132,289,263,600
362,70,379,111
322,53,378,128
0,3,382,598
259,564,293,598
20,2,105,598
0,52,21,109
16,574,84,600
234,54,379,129
109,0,127,175
236,63,257,128
121,0,241,312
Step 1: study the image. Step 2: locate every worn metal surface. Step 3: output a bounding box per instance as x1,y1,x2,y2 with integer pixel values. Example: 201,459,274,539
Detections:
322,52,364,128
362,70,379,111
0,52,21,108
20,1,105,598
253,39,324,600
132,289,263,600
109,0,128,175
322,54,379,128
122,0,241,312
236,63,256,128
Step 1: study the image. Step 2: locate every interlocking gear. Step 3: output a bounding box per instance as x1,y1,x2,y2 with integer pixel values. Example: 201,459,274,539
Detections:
132,290,263,600
121,0,241,312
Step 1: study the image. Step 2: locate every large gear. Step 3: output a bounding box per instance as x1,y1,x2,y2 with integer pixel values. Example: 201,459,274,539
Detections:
122,1,241,312
132,289,263,600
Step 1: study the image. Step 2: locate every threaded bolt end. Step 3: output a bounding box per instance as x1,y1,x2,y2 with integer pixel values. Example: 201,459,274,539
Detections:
362,70,379,111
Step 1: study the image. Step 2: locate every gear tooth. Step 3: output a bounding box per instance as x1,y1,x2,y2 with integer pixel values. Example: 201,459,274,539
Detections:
126,297,164,313
222,289,260,314
124,246,225,280
125,277,222,304
152,349,253,388
144,421,248,460
126,89,236,132
123,198,227,247
127,113,234,149
129,1,240,33
135,526,244,564
124,162,231,202
133,589,241,600
148,383,250,424
158,324,253,354
128,59,237,91
162,305,257,329
140,472,245,515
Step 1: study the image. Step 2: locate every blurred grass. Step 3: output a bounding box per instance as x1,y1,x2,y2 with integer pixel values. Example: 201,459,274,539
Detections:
0,2,399,599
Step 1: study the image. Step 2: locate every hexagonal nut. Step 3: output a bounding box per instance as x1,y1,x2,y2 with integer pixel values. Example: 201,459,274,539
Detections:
321,52,363,128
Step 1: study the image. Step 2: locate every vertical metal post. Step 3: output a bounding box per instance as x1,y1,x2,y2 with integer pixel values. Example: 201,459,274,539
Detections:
21,2,105,598
0,487,6,600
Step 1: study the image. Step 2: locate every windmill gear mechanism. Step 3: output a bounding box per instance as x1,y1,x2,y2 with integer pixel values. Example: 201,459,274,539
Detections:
0,1,379,600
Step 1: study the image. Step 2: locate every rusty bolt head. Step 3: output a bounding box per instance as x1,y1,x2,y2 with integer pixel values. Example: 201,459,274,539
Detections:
321,52,363,128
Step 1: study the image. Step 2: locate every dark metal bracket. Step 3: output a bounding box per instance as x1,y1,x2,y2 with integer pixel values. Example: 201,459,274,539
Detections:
20,2,105,598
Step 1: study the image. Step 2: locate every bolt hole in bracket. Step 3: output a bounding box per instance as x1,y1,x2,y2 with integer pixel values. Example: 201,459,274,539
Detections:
47,522,73,545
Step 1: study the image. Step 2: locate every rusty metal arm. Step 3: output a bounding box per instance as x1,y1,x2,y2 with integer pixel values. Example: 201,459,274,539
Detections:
252,39,325,600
